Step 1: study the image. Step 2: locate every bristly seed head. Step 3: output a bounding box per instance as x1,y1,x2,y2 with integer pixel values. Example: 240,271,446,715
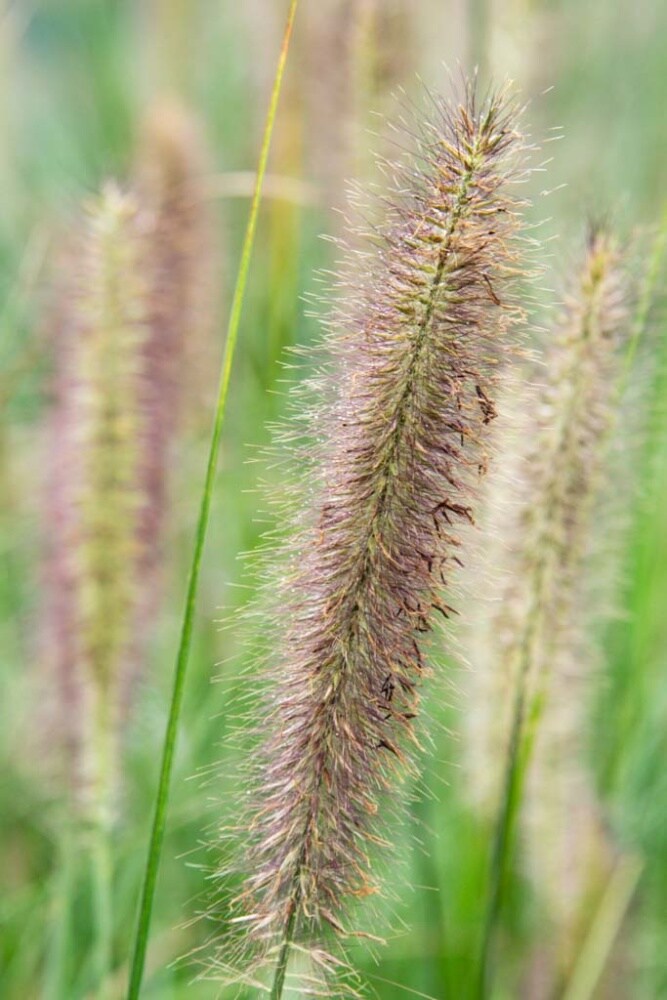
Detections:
216,81,533,993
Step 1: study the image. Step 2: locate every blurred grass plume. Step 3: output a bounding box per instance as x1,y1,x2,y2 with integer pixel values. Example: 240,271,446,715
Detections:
43,184,149,821
465,228,634,993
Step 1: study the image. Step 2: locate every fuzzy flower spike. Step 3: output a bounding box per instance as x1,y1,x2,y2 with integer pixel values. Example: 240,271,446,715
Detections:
220,83,532,996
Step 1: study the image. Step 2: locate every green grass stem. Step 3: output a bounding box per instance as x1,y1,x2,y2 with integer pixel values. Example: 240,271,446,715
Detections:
475,638,544,998
269,893,299,1000
623,207,667,382
125,2,299,995
90,693,114,998
91,826,113,1000
562,855,643,1000
43,833,73,1000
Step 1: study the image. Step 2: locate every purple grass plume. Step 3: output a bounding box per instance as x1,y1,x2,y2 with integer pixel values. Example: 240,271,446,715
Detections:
525,231,631,975
215,82,534,995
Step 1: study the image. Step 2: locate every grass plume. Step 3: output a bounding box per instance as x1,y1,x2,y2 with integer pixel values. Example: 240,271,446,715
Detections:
42,183,150,993
217,82,532,997
45,183,149,820
466,228,632,993
130,100,215,692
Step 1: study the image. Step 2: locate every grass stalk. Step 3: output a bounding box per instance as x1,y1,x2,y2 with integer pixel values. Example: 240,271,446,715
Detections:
561,856,643,1000
476,432,584,996
91,827,113,999
91,692,114,999
43,833,73,1000
124,2,299,996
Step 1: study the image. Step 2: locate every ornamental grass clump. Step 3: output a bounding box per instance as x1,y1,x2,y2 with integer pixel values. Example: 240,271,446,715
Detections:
217,83,533,996
463,228,631,983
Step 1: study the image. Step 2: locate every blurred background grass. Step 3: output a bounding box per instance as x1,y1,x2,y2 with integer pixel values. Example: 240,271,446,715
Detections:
0,1,666,997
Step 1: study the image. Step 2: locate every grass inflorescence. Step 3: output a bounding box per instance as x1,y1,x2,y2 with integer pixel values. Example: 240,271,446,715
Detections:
45,184,149,823
216,81,535,998
466,228,634,995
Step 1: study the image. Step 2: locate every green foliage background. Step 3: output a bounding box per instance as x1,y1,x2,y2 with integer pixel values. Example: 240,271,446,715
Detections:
1,1,666,997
